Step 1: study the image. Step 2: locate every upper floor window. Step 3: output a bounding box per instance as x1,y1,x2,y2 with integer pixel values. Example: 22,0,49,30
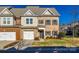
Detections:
38,20,44,24
26,18,33,24
45,20,51,25
52,20,58,25
26,19,29,24
3,17,11,24
7,18,10,24
3,18,6,24
30,18,33,24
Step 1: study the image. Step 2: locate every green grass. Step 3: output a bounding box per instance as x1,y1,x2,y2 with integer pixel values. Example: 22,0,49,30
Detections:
47,39,65,44
32,39,66,46
32,37,79,47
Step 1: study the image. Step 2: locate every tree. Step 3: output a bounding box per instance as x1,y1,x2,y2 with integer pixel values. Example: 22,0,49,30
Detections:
70,6,79,38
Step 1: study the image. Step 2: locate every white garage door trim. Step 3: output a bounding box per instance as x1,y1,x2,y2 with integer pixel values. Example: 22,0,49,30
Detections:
0,32,16,40
23,31,34,40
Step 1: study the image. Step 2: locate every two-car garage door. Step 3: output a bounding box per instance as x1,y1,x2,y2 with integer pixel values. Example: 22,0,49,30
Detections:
23,31,34,40
0,32,16,40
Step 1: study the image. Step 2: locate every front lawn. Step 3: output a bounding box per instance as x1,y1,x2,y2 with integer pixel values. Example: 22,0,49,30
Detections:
32,37,79,47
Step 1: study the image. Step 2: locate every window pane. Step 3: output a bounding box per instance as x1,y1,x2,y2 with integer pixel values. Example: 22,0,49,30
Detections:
7,21,10,24
52,31,57,36
7,18,10,24
45,31,51,36
3,18,6,24
38,20,44,24
30,18,33,24
52,20,57,25
26,18,29,24
45,20,50,25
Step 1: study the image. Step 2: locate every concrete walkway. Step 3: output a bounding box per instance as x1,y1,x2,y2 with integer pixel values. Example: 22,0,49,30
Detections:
14,40,33,50
0,40,34,50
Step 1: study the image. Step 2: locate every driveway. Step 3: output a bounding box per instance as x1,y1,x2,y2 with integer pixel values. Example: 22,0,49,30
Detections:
0,40,15,50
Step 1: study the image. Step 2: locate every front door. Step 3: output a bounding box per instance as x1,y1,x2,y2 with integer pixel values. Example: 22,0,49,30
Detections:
39,30,44,38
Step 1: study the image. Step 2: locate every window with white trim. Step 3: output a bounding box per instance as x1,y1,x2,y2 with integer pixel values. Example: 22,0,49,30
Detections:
38,20,44,24
45,31,51,36
26,18,33,24
52,20,58,25
52,31,58,36
26,19,29,24
3,18,6,24
45,20,51,25
30,18,33,24
3,17,11,24
7,18,10,24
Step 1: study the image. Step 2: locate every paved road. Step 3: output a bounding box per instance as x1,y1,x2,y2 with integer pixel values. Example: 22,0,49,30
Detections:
1,46,79,53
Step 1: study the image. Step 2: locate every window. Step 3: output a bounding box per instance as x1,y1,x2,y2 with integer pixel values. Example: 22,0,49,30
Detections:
45,31,51,36
38,20,44,24
45,20,51,25
3,18,6,24
7,18,10,24
30,18,33,24
52,31,57,36
3,17,11,24
26,19,29,24
52,20,58,25
26,18,33,24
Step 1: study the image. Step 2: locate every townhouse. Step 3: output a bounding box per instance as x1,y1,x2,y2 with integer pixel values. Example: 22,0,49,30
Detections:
0,6,60,41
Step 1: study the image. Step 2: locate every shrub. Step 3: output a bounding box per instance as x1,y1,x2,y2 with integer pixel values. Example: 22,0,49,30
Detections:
58,32,66,37
45,36,53,39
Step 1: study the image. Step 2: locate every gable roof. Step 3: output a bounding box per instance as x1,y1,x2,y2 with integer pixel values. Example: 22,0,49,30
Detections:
0,8,13,16
50,8,60,16
0,6,11,12
24,9,36,16
0,6,60,17
0,6,13,16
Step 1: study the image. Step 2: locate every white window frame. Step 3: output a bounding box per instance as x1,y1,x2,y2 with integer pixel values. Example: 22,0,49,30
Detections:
3,17,11,24
0,17,13,26
52,19,58,25
26,18,33,24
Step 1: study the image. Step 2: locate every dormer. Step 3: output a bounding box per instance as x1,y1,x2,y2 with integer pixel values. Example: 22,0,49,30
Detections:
42,8,55,16
24,9,35,16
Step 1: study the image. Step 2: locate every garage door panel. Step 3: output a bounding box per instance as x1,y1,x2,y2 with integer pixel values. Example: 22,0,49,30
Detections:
23,31,34,40
0,32,16,40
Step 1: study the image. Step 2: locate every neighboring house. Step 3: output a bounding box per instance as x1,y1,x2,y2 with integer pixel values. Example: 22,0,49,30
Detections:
60,24,73,35
0,6,60,41
60,24,68,33
60,21,79,36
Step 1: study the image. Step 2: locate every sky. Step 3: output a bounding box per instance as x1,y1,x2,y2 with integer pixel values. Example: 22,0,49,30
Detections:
1,5,79,25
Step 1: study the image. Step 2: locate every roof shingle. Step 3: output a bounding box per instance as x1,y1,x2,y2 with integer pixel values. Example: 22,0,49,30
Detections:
0,6,60,17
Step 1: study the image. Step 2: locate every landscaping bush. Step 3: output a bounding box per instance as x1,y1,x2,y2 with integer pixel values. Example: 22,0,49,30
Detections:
59,32,66,37
45,36,53,39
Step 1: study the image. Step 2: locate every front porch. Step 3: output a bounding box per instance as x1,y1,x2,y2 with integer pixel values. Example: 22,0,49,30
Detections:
38,27,45,39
